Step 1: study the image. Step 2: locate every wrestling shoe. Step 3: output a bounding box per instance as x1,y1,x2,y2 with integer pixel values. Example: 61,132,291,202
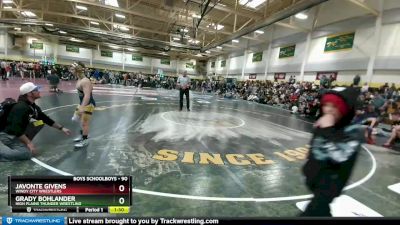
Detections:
74,139,88,148
73,136,82,142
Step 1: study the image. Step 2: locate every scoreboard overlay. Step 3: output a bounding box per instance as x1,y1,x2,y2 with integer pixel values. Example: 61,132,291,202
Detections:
8,176,132,213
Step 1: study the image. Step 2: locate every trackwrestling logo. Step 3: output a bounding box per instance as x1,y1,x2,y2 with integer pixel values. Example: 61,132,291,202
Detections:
2,217,64,225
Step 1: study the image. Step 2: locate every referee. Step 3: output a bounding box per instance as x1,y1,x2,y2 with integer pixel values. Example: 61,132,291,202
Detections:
177,71,191,111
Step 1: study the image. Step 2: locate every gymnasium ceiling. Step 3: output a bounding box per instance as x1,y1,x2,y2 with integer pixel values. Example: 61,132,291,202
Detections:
0,0,388,59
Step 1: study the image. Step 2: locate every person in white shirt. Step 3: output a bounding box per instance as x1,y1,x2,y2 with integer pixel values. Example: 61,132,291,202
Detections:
18,61,25,80
361,82,369,93
28,62,34,80
1,60,7,80
177,71,191,111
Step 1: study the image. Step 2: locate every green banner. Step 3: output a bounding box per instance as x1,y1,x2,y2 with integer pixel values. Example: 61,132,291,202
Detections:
186,62,194,69
211,61,215,68
160,58,170,65
66,45,79,53
100,50,113,57
279,45,296,58
252,52,263,62
132,55,143,61
221,60,226,68
324,32,355,52
30,42,43,50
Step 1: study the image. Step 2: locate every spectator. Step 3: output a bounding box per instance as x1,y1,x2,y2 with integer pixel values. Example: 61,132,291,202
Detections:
361,82,369,93
0,82,71,161
301,86,363,216
1,60,7,81
47,71,62,93
353,104,379,144
353,74,361,87
5,62,11,80
383,124,400,148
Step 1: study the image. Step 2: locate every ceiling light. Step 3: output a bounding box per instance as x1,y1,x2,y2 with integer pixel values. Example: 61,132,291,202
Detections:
109,45,120,49
90,21,99,25
255,30,264,34
113,24,129,31
183,28,189,33
192,14,201,19
76,5,87,10
3,0,13,4
69,38,84,43
104,0,119,7
45,23,53,27
3,6,12,9
232,39,239,43
218,3,226,7
189,39,200,44
59,30,67,34
14,27,21,31
21,11,36,17
114,25,128,31
216,46,222,49
208,23,224,30
173,37,180,41
295,12,308,20
205,50,211,54
120,26,129,31
127,48,137,51
115,13,125,19
239,0,266,9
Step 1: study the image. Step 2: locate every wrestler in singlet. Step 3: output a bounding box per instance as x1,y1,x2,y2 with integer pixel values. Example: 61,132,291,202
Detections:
71,61,95,148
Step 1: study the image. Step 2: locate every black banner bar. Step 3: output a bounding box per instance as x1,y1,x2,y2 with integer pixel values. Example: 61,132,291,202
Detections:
67,218,400,225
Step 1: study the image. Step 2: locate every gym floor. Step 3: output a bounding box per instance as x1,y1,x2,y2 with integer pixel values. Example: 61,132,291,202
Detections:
0,79,399,217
